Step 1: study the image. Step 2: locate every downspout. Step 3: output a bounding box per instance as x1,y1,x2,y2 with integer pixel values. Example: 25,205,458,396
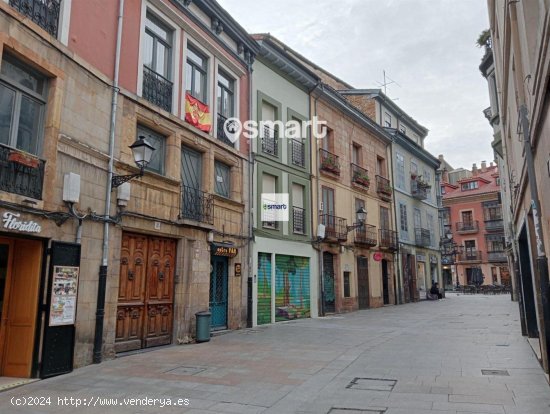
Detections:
93,0,124,364
388,136,401,304
314,84,324,316
247,55,254,328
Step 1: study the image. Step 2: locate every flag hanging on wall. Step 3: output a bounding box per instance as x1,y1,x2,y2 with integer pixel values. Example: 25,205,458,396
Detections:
185,93,211,132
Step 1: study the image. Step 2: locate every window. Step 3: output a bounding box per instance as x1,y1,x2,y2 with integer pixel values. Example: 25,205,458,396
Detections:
352,143,361,165
142,13,173,111
396,152,405,189
380,206,390,230
384,111,391,127
399,124,406,135
262,173,277,228
216,70,235,145
214,161,230,198
0,53,47,155
137,125,165,174
427,213,434,246
424,170,432,200
461,211,473,225
261,101,278,156
343,272,351,298
461,181,479,191
399,203,408,233
185,44,208,103
413,208,421,229
292,183,305,234
410,161,418,176
376,156,386,177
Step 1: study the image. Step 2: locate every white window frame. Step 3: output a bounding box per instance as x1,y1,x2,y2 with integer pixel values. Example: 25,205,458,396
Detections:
214,60,240,149
137,2,181,116
396,152,405,190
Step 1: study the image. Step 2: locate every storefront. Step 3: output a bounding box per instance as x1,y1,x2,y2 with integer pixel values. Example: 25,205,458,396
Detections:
0,210,80,379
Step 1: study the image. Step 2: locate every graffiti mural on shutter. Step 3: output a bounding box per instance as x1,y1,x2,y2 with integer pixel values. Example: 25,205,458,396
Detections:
257,252,272,325
275,255,310,321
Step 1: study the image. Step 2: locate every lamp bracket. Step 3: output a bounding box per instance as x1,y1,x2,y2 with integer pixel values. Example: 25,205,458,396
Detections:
346,222,364,233
111,171,143,189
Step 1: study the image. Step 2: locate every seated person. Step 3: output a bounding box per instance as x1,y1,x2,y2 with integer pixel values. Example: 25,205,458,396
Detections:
429,282,443,300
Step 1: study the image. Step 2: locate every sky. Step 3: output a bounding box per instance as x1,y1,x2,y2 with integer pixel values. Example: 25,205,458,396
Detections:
218,0,494,170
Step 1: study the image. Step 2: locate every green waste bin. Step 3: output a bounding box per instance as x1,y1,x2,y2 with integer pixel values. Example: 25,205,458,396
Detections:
195,311,211,343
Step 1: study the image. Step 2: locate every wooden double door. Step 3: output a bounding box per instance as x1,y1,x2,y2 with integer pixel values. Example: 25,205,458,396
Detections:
115,233,176,353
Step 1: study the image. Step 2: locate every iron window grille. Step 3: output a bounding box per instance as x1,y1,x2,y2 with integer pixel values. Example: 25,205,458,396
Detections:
291,139,305,167
261,124,278,156
292,206,305,234
180,185,214,224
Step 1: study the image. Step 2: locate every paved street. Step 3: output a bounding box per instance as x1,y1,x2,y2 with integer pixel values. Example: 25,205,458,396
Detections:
2,294,550,414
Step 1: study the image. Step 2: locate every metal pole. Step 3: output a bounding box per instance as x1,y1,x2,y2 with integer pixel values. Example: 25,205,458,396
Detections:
93,0,124,364
519,104,550,372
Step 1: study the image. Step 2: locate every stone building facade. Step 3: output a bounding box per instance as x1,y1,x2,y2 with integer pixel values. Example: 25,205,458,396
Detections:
0,0,256,378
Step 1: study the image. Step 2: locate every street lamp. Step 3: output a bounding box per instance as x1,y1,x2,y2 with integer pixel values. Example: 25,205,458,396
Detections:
111,136,156,188
346,206,368,232
441,228,461,289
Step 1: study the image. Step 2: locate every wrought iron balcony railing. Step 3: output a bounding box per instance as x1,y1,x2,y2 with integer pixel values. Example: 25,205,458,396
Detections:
485,219,504,231
319,148,340,175
292,206,305,234
456,221,479,233
379,229,398,251
142,66,173,112
319,213,347,241
216,113,236,146
457,250,482,262
487,250,507,262
10,0,61,37
351,163,370,188
261,124,278,156
0,144,45,200
354,224,377,247
376,175,392,198
414,228,431,247
291,139,305,168
180,185,214,224
411,177,430,200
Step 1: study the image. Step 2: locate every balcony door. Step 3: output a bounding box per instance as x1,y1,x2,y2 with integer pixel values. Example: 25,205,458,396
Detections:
462,211,473,227
380,206,390,230
321,187,335,234
181,146,202,221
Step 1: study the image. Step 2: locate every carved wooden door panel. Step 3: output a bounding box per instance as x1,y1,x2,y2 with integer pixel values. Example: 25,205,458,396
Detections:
143,237,175,348
115,233,175,352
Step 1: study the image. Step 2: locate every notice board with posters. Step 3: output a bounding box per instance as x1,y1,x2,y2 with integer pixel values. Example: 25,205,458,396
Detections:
49,265,80,326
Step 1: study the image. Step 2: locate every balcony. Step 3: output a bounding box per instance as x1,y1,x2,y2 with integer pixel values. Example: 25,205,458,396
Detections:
414,228,431,247
351,164,370,188
457,250,482,262
319,149,340,176
411,176,430,200
456,221,479,234
180,185,214,224
291,139,305,168
292,206,305,234
354,224,377,247
487,250,507,262
142,66,173,112
216,114,235,146
379,229,398,251
10,0,61,37
261,124,278,157
319,213,347,241
0,144,45,200
376,175,392,200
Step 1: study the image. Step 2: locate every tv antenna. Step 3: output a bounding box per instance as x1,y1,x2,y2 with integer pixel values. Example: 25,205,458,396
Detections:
376,70,401,100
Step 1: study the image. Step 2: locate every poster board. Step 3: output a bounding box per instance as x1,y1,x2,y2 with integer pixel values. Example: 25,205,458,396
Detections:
49,265,80,326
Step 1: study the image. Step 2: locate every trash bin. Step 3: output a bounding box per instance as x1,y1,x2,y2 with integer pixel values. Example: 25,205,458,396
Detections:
195,311,211,343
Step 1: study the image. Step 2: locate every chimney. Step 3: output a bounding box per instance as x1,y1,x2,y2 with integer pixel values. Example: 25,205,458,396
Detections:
472,163,478,176
481,160,487,172
442,168,449,183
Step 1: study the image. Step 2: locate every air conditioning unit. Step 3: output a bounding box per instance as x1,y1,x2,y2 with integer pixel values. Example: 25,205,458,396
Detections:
317,223,325,239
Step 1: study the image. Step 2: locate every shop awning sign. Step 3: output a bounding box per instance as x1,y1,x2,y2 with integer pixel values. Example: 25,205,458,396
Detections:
2,211,41,233
212,243,238,257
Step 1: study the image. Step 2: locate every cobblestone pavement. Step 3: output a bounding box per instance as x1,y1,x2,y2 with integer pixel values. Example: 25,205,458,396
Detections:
2,294,550,414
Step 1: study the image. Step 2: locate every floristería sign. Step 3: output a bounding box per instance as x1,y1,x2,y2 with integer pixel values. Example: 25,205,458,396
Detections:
2,211,42,233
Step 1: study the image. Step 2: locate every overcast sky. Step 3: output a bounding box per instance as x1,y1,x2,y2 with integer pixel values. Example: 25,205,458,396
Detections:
218,0,493,170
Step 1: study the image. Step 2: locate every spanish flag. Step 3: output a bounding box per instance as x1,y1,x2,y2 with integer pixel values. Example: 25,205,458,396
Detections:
185,93,211,132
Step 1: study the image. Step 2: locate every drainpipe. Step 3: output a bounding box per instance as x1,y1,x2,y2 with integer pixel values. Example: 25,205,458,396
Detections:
519,104,550,372
388,136,401,304
313,85,324,316
93,0,124,364
247,56,254,328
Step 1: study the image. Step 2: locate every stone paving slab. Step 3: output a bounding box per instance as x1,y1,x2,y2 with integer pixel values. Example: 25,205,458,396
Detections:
1,294,550,413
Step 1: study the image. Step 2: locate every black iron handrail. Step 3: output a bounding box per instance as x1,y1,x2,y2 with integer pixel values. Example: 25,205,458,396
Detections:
142,66,173,112
415,228,431,247
291,139,305,167
355,224,377,246
319,213,347,241
379,229,398,251
180,185,214,224
10,0,61,37
456,221,479,232
0,144,45,200
376,175,392,196
261,124,278,156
